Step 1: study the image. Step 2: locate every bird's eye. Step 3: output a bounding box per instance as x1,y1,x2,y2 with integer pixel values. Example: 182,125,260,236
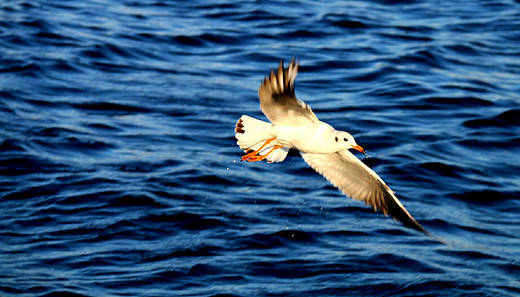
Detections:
343,138,348,142
335,137,338,142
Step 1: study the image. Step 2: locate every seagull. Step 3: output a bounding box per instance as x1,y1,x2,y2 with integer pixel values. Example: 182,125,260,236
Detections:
235,59,428,234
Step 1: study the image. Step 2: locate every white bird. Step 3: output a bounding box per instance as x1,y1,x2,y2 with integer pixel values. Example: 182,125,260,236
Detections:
235,59,428,234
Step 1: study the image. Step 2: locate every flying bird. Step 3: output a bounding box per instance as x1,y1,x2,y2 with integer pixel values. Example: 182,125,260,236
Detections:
235,59,428,234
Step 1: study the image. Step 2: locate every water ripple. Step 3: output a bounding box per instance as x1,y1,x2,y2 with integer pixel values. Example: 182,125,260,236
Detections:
1,0,520,296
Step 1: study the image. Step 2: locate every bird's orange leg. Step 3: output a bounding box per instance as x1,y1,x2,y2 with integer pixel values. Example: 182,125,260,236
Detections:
246,145,283,162
241,137,276,161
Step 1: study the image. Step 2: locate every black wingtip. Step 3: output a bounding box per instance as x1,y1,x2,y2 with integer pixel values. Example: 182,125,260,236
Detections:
388,201,430,236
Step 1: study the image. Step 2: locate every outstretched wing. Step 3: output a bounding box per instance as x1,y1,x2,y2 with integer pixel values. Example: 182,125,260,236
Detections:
258,59,320,126
301,150,428,234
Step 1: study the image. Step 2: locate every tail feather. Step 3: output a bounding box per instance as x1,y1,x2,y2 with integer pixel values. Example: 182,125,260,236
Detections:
235,115,289,163
235,115,273,150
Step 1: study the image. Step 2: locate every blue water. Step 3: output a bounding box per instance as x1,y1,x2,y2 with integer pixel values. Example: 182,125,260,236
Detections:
1,0,520,296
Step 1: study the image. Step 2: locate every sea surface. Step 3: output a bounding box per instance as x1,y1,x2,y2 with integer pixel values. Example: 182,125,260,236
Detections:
1,0,520,296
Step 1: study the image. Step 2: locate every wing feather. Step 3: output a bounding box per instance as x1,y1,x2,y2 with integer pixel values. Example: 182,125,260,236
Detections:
301,150,428,233
258,59,320,125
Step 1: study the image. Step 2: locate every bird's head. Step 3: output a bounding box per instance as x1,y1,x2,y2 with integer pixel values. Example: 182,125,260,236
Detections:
333,131,367,155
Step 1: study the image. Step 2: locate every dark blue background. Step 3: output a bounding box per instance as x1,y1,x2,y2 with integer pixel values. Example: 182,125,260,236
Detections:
1,0,519,296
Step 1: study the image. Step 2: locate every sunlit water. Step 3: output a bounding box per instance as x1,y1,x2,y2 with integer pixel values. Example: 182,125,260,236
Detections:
1,0,520,296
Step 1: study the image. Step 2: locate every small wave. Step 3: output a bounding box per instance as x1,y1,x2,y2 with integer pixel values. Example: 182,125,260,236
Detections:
142,211,227,231
0,156,70,178
141,246,218,263
40,291,90,297
463,109,520,128
70,101,153,114
173,35,205,47
449,190,518,203
331,20,367,29
0,60,43,77
0,138,25,152
419,162,464,178
421,96,493,108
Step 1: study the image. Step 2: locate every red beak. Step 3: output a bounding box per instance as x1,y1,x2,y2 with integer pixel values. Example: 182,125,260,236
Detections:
352,145,368,155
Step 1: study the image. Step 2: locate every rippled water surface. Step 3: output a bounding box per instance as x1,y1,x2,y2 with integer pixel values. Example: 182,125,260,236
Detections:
1,0,520,296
